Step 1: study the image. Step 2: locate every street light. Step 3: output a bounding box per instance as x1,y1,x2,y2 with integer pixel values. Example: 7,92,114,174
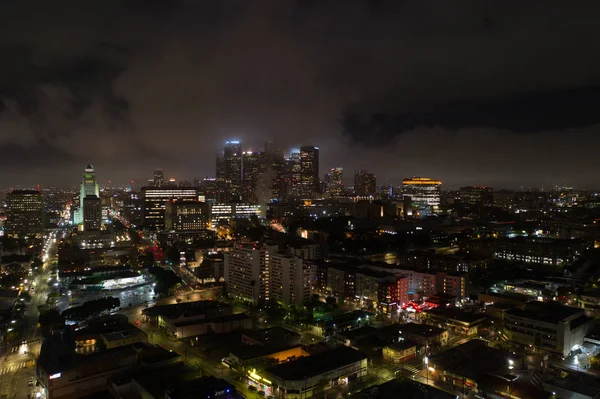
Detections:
424,356,429,385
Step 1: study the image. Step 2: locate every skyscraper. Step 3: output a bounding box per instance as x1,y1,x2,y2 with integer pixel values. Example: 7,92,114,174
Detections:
354,170,377,197
224,243,276,304
300,146,319,197
83,195,102,231
325,167,344,196
153,170,164,187
6,189,44,238
283,149,302,198
241,151,266,202
216,140,242,201
141,186,199,230
74,163,100,225
402,177,442,214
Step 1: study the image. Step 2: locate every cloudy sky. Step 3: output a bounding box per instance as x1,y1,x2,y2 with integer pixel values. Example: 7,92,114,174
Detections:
1,0,600,189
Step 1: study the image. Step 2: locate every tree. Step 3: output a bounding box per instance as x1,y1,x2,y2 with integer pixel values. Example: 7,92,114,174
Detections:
148,266,181,296
5,263,28,280
39,309,64,328
31,258,43,271
325,296,337,307
62,297,121,321
20,292,32,302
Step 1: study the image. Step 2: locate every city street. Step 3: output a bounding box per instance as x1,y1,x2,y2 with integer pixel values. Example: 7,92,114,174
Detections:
0,231,60,399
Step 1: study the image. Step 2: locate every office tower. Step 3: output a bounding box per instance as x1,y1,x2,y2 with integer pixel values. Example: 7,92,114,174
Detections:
141,186,199,230
324,167,344,196
153,170,164,187
242,151,266,202
83,195,102,231
6,189,44,238
215,140,243,201
283,149,302,198
164,200,209,231
269,253,313,307
402,177,442,213
224,243,276,304
74,163,100,225
459,186,493,207
354,170,377,197
264,141,285,200
300,146,319,197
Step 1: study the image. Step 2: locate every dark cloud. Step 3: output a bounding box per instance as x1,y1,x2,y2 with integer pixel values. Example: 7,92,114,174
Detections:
342,86,600,146
0,0,600,188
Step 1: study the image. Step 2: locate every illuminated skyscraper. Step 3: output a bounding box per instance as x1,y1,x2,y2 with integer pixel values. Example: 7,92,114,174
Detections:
354,170,377,197
402,177,442,214
74,163,100,225
325,167,344,196
300,146,319,197
6,189,44,238
153,170,164,187
216,140,242,201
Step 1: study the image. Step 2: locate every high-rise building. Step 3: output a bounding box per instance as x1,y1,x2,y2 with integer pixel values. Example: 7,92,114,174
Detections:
282,150,302,198
224,243,276,304
242,151,266,202
264,141,285,200
459,186,493,207
74,163,100,225
324,167,344,196
402,177,442,213
153,170,164,187
300,146,319,197
6,189,44,238
141,186,199,230
164,200,208,231
83,195,102,231
354,170,377,197
269,253,313,307
216,141,243,201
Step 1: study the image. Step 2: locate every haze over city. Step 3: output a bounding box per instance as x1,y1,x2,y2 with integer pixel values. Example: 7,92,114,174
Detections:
1,1,600,188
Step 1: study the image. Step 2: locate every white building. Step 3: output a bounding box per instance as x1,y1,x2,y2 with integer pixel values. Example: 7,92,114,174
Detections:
269,253,312,307
504,302,594,357
224,243,277,304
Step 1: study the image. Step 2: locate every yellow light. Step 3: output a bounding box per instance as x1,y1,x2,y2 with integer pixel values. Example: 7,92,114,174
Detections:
249,372,262,381
262,378,272,385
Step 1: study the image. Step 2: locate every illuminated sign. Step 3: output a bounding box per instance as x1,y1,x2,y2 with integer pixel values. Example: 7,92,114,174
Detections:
49,373,61,379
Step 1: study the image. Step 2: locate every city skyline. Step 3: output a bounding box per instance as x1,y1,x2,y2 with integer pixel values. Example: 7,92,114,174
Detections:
2,2,600,189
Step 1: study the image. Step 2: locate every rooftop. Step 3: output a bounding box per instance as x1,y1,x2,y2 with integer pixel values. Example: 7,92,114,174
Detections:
265,346,367,381
426,307,487,324
142,300,231,320
428,340,517,381
230,343,303,362
395,323,446,338
242,326,301,346
102,328,146,343
543,370,600,398
172,312,250,327
128,362,201,399
166,376,235,399
505,302,584,324
350,378,456,399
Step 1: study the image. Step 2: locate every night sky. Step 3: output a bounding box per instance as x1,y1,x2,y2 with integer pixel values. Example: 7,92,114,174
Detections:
1,1,600,189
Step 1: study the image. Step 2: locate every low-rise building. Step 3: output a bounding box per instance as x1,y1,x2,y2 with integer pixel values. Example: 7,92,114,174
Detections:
164,313,251,339
428,340,521,396
503,302,594,357
382,340,417,363
256,346,368,399
423,308,486,336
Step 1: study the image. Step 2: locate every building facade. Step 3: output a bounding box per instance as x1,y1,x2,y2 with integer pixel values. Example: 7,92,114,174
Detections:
269,253,313,307
354,170,377,197
164,200,208,231
6,189,44,238
402,177,442,214
300,146,319,197
141,187,199,230
224,243,277,304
